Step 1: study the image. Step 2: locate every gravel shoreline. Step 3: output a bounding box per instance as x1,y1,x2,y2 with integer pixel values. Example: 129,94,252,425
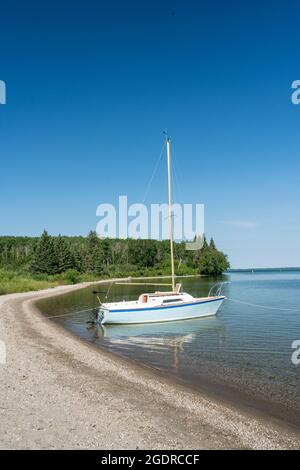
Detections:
0,282,299,449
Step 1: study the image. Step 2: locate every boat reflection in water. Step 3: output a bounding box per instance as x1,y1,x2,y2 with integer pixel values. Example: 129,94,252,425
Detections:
88,316,226,371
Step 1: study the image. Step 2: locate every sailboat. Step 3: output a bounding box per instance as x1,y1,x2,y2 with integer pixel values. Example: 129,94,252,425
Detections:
99,137,225,324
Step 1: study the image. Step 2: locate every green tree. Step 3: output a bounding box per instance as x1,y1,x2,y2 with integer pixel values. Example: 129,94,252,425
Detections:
82,231,104,274
55,235,74,273
30,230,58,274
128,239,157,267
198,246,215,275
209,237,216,250
198,237,230,276
211,250,230,275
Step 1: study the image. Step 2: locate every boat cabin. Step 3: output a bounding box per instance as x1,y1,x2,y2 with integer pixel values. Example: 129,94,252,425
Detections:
137,284,194,306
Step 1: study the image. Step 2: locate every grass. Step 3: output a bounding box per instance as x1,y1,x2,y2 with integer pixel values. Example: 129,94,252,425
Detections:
0,269,83,295
0,268,106,295
0,271,59,295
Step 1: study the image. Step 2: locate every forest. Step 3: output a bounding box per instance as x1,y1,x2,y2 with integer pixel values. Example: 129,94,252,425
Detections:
0,231,230,294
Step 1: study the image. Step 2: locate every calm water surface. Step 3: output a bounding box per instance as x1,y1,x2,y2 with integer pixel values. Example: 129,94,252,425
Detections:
37,272,300,425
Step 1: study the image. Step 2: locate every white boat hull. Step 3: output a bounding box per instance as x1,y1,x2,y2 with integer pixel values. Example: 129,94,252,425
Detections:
100,296,225,324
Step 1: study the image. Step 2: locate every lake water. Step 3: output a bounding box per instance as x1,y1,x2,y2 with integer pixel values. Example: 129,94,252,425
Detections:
37,272,300,427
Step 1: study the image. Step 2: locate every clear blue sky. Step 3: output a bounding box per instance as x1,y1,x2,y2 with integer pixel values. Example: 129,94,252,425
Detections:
1,0,300,268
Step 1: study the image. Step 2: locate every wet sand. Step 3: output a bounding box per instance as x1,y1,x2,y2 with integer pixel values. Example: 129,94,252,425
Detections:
0,281,299,449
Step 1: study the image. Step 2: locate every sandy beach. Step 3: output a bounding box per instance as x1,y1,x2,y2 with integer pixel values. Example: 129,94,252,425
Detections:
0,281,299,450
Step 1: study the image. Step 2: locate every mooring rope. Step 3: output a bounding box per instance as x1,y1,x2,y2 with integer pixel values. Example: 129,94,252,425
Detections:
226,297,300,312
47,306,96,319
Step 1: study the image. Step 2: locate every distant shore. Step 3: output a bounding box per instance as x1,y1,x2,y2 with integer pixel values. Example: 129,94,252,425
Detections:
227,267,300,272
0,280,299,449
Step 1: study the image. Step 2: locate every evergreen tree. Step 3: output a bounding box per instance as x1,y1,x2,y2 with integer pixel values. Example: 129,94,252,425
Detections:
87,230,99,248
209,238,216,250
82,231,104,274
55,235,74,273
101,238,112,266
30,230,58,274
198,246,215,275
202,236,208,250
70,244,83,272
128,239,157,267
198,237,230,276
92,242,104,275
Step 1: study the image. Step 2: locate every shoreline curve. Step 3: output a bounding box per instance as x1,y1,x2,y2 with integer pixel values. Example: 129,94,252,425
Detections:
0,280,299,449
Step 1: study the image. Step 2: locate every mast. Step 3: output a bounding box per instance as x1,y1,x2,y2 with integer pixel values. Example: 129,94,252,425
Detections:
166,137,175,291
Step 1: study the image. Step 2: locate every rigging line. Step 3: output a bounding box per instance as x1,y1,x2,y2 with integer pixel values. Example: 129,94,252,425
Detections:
47,307,96,319
170,145,183,204
142,140,166,204
227,297,300,312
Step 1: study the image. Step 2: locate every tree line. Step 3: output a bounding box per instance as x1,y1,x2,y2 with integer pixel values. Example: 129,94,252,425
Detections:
0,231,230,278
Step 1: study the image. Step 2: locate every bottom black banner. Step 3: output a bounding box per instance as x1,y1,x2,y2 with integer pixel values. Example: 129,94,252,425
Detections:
0,449,297,465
